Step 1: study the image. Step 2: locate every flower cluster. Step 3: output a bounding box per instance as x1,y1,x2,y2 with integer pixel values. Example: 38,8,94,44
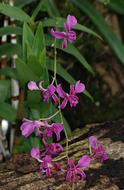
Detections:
20,15,108,186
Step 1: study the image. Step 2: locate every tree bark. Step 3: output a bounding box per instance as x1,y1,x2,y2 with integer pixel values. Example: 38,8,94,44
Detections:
0,119,124,190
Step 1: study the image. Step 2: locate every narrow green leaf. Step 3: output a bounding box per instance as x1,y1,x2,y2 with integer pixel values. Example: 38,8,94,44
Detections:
22,22,34,62
32,22,45,58
0,102,16,122
43,17,101,39
0,26,22,37
0,3,31,23
15,0,37,7
109,0,124,15
42,0,60,17
72,0,124,65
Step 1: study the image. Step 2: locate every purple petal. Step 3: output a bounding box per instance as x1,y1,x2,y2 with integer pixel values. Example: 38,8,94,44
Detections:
51,29,67,39
62,39,67,48
70,84,75,95
52,94,59,104
31,147,40,159
47,84,56,95
56,84,66,98
52,123,64,141
20,121,35,138
75,80,85,94
89,136,98,148
68,31,76,43
27,81,39,90
77,155,91,168
68,159,75,169
66,171,72,183
60,98,68,109
65,15,77,31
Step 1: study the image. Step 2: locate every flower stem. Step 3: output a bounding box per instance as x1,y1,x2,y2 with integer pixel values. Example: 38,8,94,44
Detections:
39,110,59,121
53,39,69,159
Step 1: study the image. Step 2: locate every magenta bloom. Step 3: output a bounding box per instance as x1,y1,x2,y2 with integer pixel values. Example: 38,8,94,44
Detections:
51,15,77,48
20,119,42,138
43,122,64,141
39,155,53,177
42,138,64,155
28,81,58,104
56,80,85,109
89,136,108,162
31,147,40,160
66,155,91,183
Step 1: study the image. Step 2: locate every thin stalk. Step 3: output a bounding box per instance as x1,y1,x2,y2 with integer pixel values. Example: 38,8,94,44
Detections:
39,110,59,121
52,39,70,159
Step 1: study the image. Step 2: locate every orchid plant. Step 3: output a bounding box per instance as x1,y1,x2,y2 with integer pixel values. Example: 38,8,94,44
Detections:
20,15,107,189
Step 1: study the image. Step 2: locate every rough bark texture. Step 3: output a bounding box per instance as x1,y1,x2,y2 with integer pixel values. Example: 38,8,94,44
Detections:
0,119,124,190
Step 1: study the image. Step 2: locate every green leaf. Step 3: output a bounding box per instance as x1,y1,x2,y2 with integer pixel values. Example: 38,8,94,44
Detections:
43,17,101,39
0,43,21,58
16,58,39,86
46,35,95,75
22,22,34,62
0,26,22,37
72,0,124,65
15,0,37,7
42,0,60,17
0,80,10,101
0,3,31,23
109,0,124,15
32,22,45,59
0,102,16,122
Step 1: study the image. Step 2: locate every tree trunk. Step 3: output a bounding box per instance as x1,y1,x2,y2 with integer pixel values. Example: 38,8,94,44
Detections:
0,119,124,190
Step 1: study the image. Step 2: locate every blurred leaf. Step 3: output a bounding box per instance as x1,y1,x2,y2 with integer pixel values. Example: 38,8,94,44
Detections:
46,35,95,75
0,26,22,36
16,58,39,86
0,80,10,101
30,136,42,148
0,43,21,58
0,3,31,23
109,0,124,15
0,102,16,122
72,0,124,65
0,67,17,79
43,18,101,39
42,0,60,17
31,0,42,20
15,0,37,7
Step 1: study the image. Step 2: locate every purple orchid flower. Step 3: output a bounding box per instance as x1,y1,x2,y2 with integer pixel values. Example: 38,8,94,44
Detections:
51,15,77,48
31,147,40,160
43,121,64,141
39,155,53,177
42,138,64,155
66,155,91,183
56,80,85,109
89,136,108,162
28,81,59,104
20,119,42,138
